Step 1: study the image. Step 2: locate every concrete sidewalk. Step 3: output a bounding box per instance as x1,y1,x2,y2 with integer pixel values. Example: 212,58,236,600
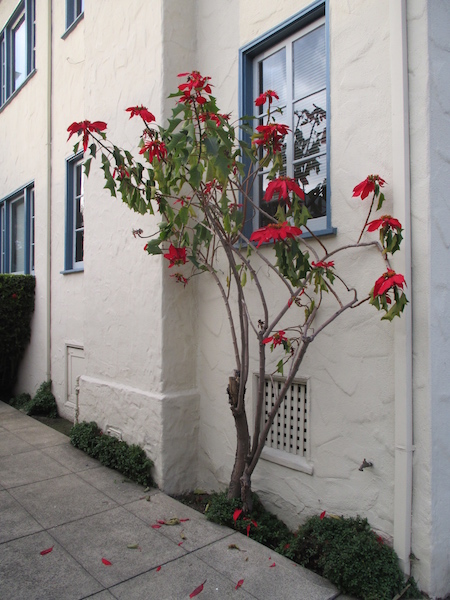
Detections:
0,400,351,600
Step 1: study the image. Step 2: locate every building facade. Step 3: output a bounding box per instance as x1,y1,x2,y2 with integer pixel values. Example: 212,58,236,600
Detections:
1,0,449,596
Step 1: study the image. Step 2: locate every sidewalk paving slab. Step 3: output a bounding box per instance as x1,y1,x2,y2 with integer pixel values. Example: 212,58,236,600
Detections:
0,401,347,600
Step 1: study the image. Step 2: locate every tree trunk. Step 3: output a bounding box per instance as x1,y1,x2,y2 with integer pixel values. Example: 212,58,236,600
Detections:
227,373,250,501
240,467,253,513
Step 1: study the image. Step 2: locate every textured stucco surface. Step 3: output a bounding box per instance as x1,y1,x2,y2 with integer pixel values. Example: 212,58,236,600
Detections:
2,0,449,595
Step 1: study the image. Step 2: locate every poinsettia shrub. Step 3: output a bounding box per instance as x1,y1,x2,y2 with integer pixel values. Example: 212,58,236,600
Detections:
0,274,35,396
68,72,407,511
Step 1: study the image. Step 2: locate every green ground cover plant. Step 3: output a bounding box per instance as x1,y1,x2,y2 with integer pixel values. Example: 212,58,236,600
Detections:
204,492,421,600
70,421,154,486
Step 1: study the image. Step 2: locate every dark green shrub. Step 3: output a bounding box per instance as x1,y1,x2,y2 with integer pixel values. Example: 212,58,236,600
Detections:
206,492,292,550
26,381,58,418
70,421,102,455
289,515,420,600
70,421,154,486
9,381,58,418
0,275,35,396
9,392,33,412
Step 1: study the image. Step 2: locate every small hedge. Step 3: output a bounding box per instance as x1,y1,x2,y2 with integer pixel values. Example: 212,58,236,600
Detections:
205,493,421,600
70,421,154,487
0,274,35,396
9,381,58,418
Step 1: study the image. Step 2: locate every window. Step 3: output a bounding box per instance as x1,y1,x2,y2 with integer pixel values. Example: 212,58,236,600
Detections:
240,1,332,235
65,0,84,31
258,374,313,474
65,154,84,271
0,183,35,274
0,0,36,107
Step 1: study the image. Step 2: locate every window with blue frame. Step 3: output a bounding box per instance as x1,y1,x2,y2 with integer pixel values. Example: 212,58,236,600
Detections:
240,1,331,235
65,0,84,31
0,183,35,274
65,154,84,272
0,0,36,108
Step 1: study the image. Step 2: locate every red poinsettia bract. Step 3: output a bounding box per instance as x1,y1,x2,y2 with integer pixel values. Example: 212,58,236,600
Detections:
67,120,107,152
366,215,402,232
139,140,167,163
373,270,406,299
253,123,290,153
126,106,155,122
264,177,305,205
164,244,187,268
178,71,212,105
352,175,386,200
262,330,287,347
311,260,334,269
250,222,301,248
255,89,279,107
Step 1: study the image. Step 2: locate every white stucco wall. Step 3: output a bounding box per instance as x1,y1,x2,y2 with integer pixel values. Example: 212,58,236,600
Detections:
1,0,50,396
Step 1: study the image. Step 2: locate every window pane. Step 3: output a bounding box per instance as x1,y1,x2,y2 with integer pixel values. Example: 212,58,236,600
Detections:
13,16,26,91
259,47,286,107
294,154,327,219
75,230,84,263
11,197,25,272
293,25,326,101
293,89,326,162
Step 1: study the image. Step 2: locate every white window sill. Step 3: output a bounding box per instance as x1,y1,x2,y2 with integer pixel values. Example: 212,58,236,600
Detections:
261,446,313,475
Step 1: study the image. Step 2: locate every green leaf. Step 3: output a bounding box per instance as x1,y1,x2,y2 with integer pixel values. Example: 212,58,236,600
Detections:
276,359,284,375
376,192,385,211
89,143,97,158
145,239,163,255
84,158,92,177
204,136,219,157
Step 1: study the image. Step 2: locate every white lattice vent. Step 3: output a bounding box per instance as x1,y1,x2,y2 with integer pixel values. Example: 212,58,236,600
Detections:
263,376,308,457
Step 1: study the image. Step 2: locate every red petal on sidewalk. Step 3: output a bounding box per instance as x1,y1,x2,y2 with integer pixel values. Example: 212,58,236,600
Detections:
40,546,53,555
189,580,206,597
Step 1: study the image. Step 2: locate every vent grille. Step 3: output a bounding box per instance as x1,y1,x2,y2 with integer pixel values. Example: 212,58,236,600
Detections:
263,376,308,457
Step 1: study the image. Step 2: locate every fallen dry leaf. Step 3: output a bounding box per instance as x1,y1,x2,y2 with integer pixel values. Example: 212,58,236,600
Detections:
228,544,240,550
189,580,206,598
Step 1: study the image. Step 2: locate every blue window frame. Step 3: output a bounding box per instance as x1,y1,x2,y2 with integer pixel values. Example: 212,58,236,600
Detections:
64,154,84,272
240,0,333,236
0,0,36,108
0,182,35,274
65,0,84,32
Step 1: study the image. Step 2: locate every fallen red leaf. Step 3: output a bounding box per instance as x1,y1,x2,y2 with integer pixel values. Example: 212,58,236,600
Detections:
40,546,53,555
156,565,161,572
233,508,243,522
151,524,162,529
157,520,166,524
178,541,184,546
179,518,190,522
102,558,112,566
269,562,276,568
235,579,244,590
189,580,206,598
320,511,326,520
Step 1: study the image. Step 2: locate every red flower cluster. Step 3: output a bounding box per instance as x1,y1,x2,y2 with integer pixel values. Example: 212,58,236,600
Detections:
352,175,386,200
67,120,107,152
126,106,155,122
139,139,167,163
311,260,334,269
113,165,130,180
254,89,279,107
199,112,229,127
264,177,305,206
164,244,187,268
250,222,302,247
366,215,402,232
171,273,188,287
253,123,289,152
373,270,406,299
178,71,212,105
262,330,287,347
